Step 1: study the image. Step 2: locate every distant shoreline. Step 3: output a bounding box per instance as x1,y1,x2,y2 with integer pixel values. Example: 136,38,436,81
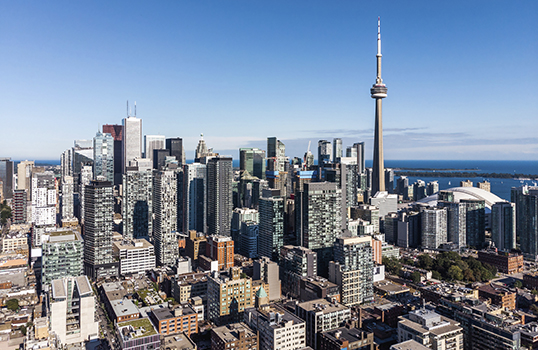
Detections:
395,170,538,179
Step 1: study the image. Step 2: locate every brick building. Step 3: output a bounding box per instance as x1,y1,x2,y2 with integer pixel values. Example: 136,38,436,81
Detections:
477,250,523,275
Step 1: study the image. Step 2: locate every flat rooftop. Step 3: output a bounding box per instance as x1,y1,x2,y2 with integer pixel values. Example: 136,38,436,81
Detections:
117,317,157,340
297,298,349,314
391,340,429,350
161,333,196,350
111,299,140,317
113,239,152,250
213,322,256,342
374,281,410,295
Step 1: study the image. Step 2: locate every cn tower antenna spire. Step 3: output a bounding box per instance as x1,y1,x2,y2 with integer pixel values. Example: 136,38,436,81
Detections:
377,16,381,57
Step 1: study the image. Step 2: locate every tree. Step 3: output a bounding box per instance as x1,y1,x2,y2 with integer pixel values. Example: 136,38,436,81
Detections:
531,304,538,315
418,254,433,270
447,265,463,281
411,271,421,284
6,299,18,311
431,271,442,280
514,280,523,289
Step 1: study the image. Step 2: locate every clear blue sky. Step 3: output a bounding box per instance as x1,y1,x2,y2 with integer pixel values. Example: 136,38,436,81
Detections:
1,1,537,161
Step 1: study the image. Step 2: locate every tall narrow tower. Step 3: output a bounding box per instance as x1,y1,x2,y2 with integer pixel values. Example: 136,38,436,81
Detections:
371,17,388,195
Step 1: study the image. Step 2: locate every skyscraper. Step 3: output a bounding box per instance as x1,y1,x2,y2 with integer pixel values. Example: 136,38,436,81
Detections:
421,208,447,249
123,167,153,240
371,18,388,195
17,160,34,199
195,134,209,162
279,245,317,298
166,137,186,166
317,140,332,165
240,148,266,179
296,182,342,277
512,186,538,258
153,169,179,266
353,142,365,174
182,163,207,233
207,156,233,236
83,180,118,279
102,124,123,185
491,201,516,252
12,189,27,224
93,131,114,183
333,138,343,163
31,171,56,228
258,189,284,262
61,176,75,223
0,158,13,200
144,134,166,160
329,235,374,306
122,116,142,173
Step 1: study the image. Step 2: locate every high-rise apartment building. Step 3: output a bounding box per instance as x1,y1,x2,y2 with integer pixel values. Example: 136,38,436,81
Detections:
207,267,252,324
240,221,259,258
231,208,259,249
240,148,266,179
329,235,374,306
279,245,317,298
182,163,207,234
12,189,27,224
318,140,332,165
333,138,343,163
93,131,114,183
17,160,34,199
102,124,123,185
353,142,365,174
421,208,448,249
206,235,234,270
296,182,342,277
296,298,351,349
61,176,76,225
491,201,516,251
31,171,56,227
461,199,486,249
123,168,153,240
512,186,538,258
42,229,84,286
0,158,14,200
48,276,99,345
83,180,118,279
144,134,165,160
206,156,233,236
258,189,284,261
122,116,142,173
166,137,186,166
153,169,179,266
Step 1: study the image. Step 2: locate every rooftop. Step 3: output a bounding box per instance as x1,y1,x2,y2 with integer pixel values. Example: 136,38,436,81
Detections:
322,327,372,345
248,304,304,329
417,186,504,210
390,340,430,350
212,322,256,342
113,238,153,250
297,298,349,314
161,333,197,350
117,317,157,340
111,299,140,318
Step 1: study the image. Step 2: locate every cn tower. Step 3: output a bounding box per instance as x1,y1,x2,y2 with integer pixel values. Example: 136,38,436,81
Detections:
370,17,388,195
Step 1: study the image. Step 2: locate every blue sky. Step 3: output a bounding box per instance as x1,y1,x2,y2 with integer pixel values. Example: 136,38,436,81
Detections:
1,1,537,161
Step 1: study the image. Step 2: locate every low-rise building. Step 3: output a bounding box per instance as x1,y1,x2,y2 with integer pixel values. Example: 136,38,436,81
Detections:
211,322,258,350
161,332,197,350
2,227,29,255
295,298,351,349
113,239,156,275
150,304,198,336
397,308,463,350
299,276,340,303
477,283,516,310
477,250,523,275
244,304,306,350
318,327,375,350
523,273,538,290
390,340,429,350
171,272,208,303
110,299,140,323
116,317,160,350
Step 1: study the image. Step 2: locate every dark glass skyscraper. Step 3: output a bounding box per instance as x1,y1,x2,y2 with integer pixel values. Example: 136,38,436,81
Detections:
84,180,118,279
166,137,185,166
207,156,233,236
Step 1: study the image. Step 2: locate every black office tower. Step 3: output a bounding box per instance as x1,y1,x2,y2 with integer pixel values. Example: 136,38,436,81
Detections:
166,138,185,166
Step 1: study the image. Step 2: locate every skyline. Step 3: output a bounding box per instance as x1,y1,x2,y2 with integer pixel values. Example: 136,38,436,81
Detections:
1,1,537,160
